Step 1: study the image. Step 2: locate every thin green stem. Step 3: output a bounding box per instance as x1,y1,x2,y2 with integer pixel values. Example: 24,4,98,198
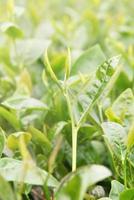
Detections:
72,125,78,171
123,153,128,189
77,105,90,129
64,90,74,125
64,89,78,171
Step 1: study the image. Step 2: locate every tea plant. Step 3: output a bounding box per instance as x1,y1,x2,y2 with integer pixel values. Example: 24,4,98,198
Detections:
0,0,134,200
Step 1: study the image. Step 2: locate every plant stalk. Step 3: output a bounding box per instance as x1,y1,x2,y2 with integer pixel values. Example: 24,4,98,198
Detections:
72,125,78,171
64,89,78,171
123,154,127,189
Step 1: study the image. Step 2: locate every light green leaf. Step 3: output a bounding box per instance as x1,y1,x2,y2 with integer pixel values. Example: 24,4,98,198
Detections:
0,158,58,187
120,189,134,200
71,44,106,75
18,68,32,95
55,165,111,200
53,121,68,136
2,95,48,111
109,180,124,200
44,48,62,89
0,22,23,38
101,122,127,180
66,74,89,88
0,106,21,130
73,55,120,126
11,39,50,65
105,108,122,124
105,88,134,131
28,126,51,149
0,175,15,200
101,122,127,159
7,132,32,150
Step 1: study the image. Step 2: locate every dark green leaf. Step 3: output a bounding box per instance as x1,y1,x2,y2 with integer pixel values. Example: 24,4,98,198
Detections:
0,175,15,200
55,165,111,200
28,126,51,149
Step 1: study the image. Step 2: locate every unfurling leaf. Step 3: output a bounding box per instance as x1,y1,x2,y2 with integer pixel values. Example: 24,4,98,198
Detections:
0,22,23,38
7,132,31,150
64,47,71,80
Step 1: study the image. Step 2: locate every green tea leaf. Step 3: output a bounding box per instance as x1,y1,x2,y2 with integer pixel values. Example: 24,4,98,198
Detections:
28,126,51,149
55,165,111,200
109,180,124,200
73,56,120,126
66,74,89,88
105,108,122,124
120,189,134,200
0,158,58,187
105,88,134,131
0,175,15,200
18,68,32,95
7,131,32,150
101,122,127,159
45,48,62,89
2,95,48,111
64,47,71,80
127,123,134,150
11,39,50,65
0,106,20,130
71,44,106,75
0,22,23,38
